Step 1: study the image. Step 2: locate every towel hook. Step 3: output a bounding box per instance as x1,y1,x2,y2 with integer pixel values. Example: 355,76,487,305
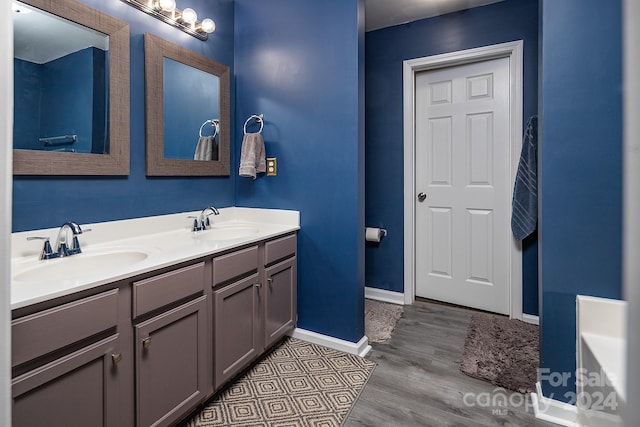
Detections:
199,119,219,138
243,114,264,135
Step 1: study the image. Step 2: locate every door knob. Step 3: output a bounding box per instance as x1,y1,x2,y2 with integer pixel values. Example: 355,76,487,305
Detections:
417,192,427,202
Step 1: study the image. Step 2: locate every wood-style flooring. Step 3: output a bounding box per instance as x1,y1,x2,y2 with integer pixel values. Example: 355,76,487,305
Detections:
344,300,557,427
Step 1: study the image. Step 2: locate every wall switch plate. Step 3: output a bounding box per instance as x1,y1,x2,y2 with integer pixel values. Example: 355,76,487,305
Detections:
266,157,277,176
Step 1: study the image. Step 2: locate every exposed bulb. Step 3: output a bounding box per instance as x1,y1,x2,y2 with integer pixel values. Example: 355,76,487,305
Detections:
201,18,215,33
181,7,197,24
157,0,176,12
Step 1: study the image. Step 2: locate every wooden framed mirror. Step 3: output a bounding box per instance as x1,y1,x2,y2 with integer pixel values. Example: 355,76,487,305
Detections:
144,32,230,176
13,0,130,175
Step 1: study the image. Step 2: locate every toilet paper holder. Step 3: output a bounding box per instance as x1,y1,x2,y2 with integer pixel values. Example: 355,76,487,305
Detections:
365,227,388,243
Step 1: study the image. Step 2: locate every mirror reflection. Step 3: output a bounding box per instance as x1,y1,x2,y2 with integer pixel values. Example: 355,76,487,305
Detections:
13,0,110,154
144,32,230,176
163,57,220,161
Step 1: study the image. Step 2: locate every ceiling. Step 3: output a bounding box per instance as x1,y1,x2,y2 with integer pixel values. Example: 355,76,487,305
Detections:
13,1,107,64
365,0,506,32
12,0,507,61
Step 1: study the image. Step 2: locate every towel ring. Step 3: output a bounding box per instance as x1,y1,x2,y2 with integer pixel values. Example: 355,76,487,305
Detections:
199,119,219,138
243,114,264,135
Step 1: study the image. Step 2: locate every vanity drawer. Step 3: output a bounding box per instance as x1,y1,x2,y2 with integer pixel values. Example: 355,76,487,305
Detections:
133,262,205,318
213,245,259,286
264,234,297,266
12,289,119,367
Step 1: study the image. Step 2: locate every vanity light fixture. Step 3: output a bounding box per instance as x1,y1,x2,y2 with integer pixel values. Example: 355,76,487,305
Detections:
120,0,215,40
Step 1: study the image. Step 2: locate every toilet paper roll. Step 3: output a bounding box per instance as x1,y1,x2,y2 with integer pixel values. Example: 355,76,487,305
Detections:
365,227,383,243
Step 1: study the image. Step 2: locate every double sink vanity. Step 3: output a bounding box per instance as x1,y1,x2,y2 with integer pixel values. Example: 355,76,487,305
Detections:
10,1,294,425
10,207,299,427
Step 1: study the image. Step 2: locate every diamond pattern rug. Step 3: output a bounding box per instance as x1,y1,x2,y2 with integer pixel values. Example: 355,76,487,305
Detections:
182,338,376,427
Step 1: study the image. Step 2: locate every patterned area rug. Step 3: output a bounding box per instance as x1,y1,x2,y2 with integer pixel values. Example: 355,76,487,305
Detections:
365,299,403,343
460,313,539,393
182,338,376,427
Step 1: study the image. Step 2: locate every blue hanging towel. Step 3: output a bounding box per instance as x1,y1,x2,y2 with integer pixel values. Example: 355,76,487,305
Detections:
511,115,538,240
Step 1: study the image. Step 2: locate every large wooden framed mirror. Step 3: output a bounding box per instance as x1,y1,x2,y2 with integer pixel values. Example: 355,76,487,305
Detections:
13,0,130,175
144,32,230,176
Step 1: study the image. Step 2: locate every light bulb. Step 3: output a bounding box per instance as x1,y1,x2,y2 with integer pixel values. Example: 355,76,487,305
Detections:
181,7,197,24
157,0,175,12
201,18,215,33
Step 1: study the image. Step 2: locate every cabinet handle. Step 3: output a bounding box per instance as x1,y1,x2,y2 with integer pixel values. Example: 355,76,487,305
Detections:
111,353,122,364
254,283,262,289
142,337,152,349
267,278,273,287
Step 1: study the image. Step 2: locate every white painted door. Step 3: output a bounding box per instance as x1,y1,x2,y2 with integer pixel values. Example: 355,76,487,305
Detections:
415,57,511,315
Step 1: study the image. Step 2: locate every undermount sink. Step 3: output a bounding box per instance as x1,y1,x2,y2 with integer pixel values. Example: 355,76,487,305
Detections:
13,249,150,283
193,223,260,242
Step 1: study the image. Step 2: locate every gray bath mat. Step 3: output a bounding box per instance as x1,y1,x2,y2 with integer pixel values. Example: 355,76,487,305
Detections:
460,313,539,393
365,299,403,343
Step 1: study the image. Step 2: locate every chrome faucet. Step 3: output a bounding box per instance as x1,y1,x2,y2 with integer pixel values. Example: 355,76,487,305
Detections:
26,221,86,260
192,206,219,232
54,221,84,256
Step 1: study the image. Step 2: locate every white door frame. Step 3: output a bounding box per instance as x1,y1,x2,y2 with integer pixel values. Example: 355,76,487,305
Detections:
623,0,640,422
0,0,12,423
403,41,524,319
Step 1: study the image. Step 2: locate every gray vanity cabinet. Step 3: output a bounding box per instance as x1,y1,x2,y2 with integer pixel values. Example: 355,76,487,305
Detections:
264,257,297,348
13,334,121,427
11,289,123,427
132,262,208,427
11,231,297,427
263,234,297,348
135,296,208,427
213,273,262,389
212,235,298,389
212,246,261,390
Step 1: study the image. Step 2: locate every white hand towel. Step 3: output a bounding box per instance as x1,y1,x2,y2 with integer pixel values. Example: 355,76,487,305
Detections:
194,136,214,160
239,132,266,179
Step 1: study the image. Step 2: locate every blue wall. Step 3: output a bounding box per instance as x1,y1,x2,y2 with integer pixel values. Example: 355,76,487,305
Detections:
13,58,41,150
12,0,235,232
40,48,96,154
539,0,623,402
163,57,220,160
364,0,540,315
14,48,105,153
234,0,366,342
91,48,107,154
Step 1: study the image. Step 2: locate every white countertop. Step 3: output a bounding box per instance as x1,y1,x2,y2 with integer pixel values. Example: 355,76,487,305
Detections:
11,207,299,310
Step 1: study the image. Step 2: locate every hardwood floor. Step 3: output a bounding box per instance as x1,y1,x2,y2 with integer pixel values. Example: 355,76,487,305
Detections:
344,300,557,427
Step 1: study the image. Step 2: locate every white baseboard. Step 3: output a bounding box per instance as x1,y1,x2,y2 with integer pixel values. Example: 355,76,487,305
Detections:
290,328,372,358
531,382,577,427
365,287,405,305
522,314,540,325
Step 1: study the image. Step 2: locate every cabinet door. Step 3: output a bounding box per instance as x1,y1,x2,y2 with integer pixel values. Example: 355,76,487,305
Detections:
213,273,261,389
264,257,297,348
135,296,207,427
12,334,121,427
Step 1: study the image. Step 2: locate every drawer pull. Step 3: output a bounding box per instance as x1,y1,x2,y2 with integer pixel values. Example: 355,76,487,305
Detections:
142,337,152,349
111,353,122,364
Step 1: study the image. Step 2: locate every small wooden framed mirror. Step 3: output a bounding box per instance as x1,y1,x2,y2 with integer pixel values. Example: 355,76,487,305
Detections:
144,32,230,176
